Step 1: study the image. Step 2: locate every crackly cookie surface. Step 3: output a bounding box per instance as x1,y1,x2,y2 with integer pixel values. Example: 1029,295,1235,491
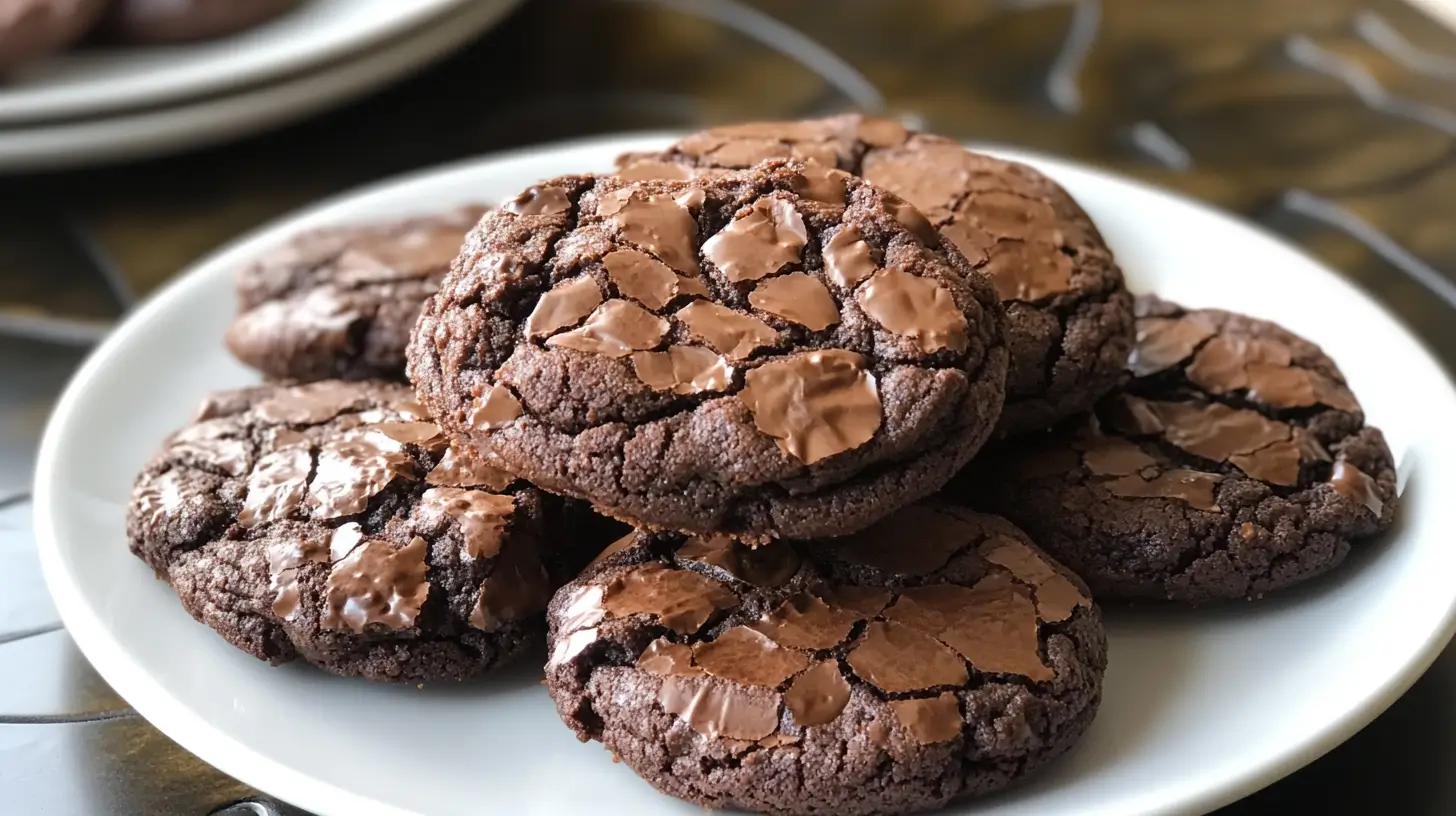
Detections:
226,207,486,383
619,115,1132,437
955,295,1397,602
408,161,1007,540
544,504,1104,816
126,379,602,682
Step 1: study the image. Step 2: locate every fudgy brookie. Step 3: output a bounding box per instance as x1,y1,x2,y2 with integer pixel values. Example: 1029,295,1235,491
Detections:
619,115,1134,438
955,295,1397,602
126,379,605,682
545,504,1105,816
409,160,1008,541
226,207,485,383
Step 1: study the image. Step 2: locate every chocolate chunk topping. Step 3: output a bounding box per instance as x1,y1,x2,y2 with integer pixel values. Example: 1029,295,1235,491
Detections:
693,626,810,687
752,592,862,650
702,198,808,283
657,675,779,741
546,299,670,357
738,350,881,465
889,694,963,745
785,660,852,727
632,346,733,395
847,620,968,693
1129,314,1220,377
822,225,877,288
817,584,892,618
677,535,801,586
1079,436,1157,476
308,430,413,519
603,562,739,633
638,638,701,677
1330,459,1385,516
749,273,840,330
469,384,523,431
677,301,778,359
617,159,695,182
790,165,850,206
885,196,939,246
322,532,430,633
980,535,1087,623
982,241,1074,302
886,577,1051,681
675,273,711,298
254,380,362,424
471,536,549,631
603,249,680,310
374,421,444,448
601,190,700,275
1187,334,1360,412
504,185,571,216
425,444,515,490
1136,399,1303,486
238,446,312,528
526,276,603,338
1103,469,1222,511
265,534,329,620
855,267,968,354
421,487,515,559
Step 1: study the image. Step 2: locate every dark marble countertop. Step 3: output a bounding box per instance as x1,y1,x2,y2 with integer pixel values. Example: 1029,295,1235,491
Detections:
4,0,1456,813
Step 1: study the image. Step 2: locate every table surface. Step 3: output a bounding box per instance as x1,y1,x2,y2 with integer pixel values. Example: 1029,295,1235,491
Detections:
4,0,1456,813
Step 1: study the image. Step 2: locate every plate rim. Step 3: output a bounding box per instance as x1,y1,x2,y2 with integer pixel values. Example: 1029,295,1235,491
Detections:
33,132,1456,816
0,0,500,125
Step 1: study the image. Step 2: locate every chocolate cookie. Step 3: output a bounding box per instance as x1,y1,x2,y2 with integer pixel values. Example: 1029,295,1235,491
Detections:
0,0,106,73
954,296,1397,603
545,504,1105,816
102,0,299,43
127,379,601,683
226,208,485,383
408,161,1008,541
619,115,1134,437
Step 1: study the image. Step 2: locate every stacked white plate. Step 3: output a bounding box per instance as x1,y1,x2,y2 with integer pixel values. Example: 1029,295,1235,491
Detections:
0,0,522,172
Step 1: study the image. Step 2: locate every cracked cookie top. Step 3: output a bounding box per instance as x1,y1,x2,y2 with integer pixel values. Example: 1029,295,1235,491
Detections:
617,115,1134,438
543,504,1104,816
226,207,486,383
954,295,1397,603
408,160,1007,541
126,379,599,683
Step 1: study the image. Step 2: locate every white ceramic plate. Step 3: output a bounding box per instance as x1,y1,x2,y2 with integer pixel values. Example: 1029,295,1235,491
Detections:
0,0,519,173
0,0,489,125
34,134,1456,816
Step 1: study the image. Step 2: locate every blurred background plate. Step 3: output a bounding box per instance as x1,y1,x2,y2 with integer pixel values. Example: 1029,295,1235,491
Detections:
0,0,510,126
0,0,521,173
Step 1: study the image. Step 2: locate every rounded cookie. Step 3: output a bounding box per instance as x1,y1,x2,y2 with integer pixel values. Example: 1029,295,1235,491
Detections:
226,208,485,383
102,0,299,43
0,0,107,73
127,379,600,683
954,295,1397,603
408,161,1008,541
544,503,1105,816
619,115,1133,437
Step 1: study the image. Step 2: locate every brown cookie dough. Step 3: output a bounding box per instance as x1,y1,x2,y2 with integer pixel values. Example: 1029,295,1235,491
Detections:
126,379,604,682
226,208,485,383
0,0,106,73
953,296,1397,603
545,504,1105,816
620,115,1134,437
408,161,1008,541
102,0,300,43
